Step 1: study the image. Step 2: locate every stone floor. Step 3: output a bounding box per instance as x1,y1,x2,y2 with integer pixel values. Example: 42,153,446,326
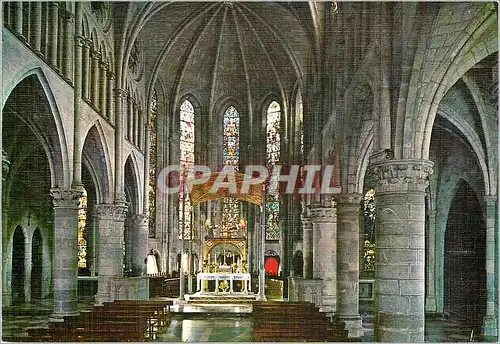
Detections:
1,300,487,342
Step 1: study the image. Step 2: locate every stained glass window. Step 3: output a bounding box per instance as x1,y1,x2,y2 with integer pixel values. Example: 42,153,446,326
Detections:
223,106,240,169
179,100,194,239
266,101,281,240
149,91,157,238
221,106,240,237
363,188,375,271
77,190,88,268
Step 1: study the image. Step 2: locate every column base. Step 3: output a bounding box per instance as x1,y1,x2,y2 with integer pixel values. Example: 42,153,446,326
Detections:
49,310,80,323
483,315,498,341
425,296,437,313
94,291,110,306
334,315,364,339
320,294,336,314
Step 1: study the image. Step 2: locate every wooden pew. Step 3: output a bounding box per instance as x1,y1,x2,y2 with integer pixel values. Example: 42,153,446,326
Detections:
252,301,346,342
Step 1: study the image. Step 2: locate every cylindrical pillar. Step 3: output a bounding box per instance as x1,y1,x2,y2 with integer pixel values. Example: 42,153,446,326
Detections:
371,159,433,342
14,2,24,38
94,204,127,304
48,3,59,68
50,188,81,319
124,96,131,140
82,39,91,102
114,88,126,202
127,97,134,141
483,195,498,340
90,50,100,109
99,61,108,118
63,12,73,82
131,214,149,276
311,203,337,313
335,194,363,338
425,209,438,312
134,104,139,145
71,5,83,189
138,110,144,150
302,215,313,279
31,2,42,53
106,71,114,122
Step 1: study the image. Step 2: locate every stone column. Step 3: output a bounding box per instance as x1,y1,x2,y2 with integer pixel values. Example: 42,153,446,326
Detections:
13,2,24,38
310,203,336,313
134,104,140,145
335,193,363,338
302,215,313,279
107,72,115,122
138,110,144,150
131,214,149,276
50,188,81,319
483,195,498,340
62,12,73,82
125,96,132,140
90,50,101,109
425,209,438,313
48,3,59,69
132,101,138,145
73,32,84,186
99,61,108,118
82,39,91,102
113,87,126,202
371,159,433,342
94,203,127,304
30,2,42,53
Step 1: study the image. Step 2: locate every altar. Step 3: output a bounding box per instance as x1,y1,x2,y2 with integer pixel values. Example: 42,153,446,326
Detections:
197,272,251,294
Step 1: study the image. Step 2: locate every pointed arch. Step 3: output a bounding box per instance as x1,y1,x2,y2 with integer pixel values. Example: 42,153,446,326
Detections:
2,69,70,188
124,153,141,215
81,121,113,204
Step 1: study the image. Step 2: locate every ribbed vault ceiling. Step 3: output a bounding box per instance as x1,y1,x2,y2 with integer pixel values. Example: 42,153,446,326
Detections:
138,2,315,111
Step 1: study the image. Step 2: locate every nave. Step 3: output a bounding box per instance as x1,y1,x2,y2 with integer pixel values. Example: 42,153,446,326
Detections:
1,298,485,342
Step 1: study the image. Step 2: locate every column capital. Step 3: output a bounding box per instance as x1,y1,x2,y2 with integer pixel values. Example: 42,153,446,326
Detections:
83,38,93,49
94,203,128,221
309,203,336,223
99,60,108,70
369,159,433,194
64,11,74,22
75,35,85,47
90,50,101,60
132,213,149,225
335,193,362,205
114,88,127,98
301,215,313,229
50,188,83,208
485,195,498,204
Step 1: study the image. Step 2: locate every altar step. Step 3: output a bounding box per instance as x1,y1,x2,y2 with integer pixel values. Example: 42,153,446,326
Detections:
185,292,257,304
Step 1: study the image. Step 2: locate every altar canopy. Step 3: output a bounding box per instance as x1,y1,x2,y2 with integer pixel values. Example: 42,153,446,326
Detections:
188,172,264,205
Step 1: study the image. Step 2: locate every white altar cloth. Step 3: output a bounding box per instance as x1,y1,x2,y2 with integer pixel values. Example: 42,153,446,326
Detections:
197,273,251,294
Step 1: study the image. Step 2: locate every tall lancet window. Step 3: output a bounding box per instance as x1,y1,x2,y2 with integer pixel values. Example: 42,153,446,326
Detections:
221,106,240,237
266,101,281,240
179,99,195,239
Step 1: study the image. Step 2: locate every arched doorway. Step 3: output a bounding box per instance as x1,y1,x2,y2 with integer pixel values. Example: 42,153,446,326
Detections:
444,179,486,327
12,226,26,305
31,228,43,302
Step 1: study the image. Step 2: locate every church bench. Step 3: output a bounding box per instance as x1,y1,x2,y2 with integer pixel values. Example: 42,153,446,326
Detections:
106,300,172,318
100,303,170,325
